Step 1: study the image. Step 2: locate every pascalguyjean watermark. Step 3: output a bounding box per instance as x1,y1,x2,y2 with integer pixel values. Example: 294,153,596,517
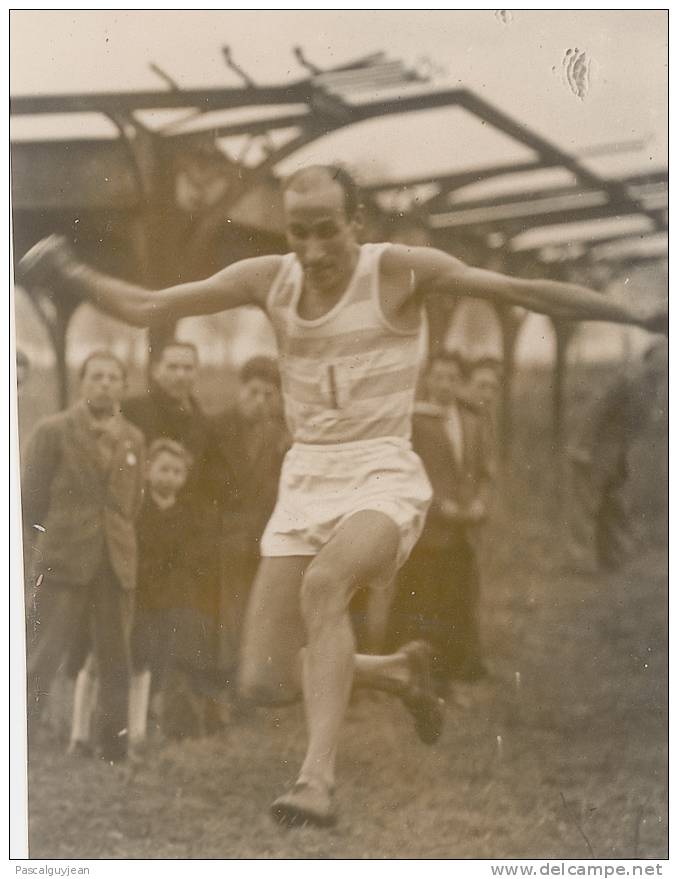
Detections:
15,867,90,877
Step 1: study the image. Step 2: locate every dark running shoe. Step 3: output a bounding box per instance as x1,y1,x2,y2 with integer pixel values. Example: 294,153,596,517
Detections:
399,641,445,745
271,781,337,828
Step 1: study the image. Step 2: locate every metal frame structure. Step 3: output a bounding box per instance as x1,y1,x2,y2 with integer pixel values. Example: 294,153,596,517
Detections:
11,49,666,445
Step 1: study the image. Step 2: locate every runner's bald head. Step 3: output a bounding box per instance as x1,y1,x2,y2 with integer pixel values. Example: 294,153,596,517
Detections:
283,165,361,219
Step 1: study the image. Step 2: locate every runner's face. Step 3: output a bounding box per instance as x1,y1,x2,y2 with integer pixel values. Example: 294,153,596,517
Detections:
80,357,125,415
284,182,359,292
427,361,462,407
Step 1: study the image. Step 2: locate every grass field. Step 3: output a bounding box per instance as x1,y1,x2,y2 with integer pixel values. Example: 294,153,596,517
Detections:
20,367,668,859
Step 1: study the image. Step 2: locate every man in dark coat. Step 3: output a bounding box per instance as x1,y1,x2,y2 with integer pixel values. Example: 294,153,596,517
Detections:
390,351,496,693
123,340,218,503
22,350,145,761
564,340,668,571
121,339,223,732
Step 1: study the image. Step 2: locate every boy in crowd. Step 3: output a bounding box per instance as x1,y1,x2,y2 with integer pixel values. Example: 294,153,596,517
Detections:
131,438,207,741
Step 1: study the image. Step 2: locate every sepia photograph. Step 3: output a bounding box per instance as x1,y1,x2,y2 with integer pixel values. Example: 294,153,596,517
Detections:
10,9,668,862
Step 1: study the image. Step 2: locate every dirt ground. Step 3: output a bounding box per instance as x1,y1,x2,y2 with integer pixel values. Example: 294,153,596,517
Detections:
20,368,668,859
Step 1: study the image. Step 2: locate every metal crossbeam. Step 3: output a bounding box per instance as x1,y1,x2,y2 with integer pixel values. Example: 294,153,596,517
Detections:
10,50,664,271
10,84,312,116
170,110,310,142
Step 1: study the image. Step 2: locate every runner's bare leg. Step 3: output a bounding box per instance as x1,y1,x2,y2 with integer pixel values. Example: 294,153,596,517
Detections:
295,510,400,791
239,529,437,822
239,556,309,705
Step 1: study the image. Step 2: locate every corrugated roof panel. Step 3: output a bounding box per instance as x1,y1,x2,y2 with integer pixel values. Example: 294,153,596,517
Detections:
276,106,536,181
449,168,578,205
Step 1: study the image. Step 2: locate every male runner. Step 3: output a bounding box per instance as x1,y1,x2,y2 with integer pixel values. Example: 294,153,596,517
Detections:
17,165,665,827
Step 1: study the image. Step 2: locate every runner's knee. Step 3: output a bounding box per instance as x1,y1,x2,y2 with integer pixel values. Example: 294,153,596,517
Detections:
300,563,348,630
238,658,299,706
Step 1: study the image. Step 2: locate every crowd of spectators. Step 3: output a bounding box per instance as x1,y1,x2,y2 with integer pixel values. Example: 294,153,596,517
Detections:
21,341,502,761
22,342,287,758
18,325,666,822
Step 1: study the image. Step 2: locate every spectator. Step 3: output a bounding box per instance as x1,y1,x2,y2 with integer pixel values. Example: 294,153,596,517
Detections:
22,350,144,762
122,340,218,506
466,357,501,422
563,341,667,572
210,356,288,675
15,348,46,456
389,351,496,693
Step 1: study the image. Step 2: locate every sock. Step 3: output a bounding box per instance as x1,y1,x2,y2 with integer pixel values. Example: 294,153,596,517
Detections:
70,663,98,745
128,670,152,743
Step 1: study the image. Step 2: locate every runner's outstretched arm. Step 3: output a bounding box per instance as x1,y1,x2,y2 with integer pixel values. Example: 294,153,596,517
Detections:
397,246,666,333
15,234,280,325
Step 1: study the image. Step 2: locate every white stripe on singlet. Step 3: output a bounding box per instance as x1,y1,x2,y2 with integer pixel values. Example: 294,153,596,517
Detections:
266,243,425,444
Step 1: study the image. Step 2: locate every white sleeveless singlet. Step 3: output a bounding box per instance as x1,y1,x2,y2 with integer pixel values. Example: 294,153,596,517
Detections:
265,243,425,445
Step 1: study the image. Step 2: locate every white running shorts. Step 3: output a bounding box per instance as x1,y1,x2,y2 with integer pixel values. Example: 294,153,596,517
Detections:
260,436,433,569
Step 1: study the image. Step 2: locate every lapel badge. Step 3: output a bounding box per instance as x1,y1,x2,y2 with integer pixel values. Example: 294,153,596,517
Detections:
126,451,137,467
